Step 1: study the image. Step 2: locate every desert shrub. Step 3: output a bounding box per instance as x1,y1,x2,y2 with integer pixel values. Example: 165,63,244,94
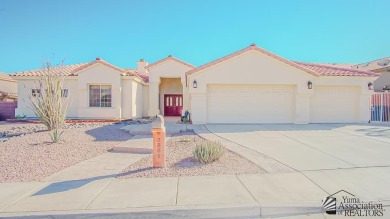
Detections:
27,62,69,130
27,61,70,143
178,136,192,142
193,140,224,163
50,129,64,143
15,114,26,119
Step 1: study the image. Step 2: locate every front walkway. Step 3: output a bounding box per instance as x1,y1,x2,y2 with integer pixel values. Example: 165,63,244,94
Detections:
44,152,148,181
121,116,193,135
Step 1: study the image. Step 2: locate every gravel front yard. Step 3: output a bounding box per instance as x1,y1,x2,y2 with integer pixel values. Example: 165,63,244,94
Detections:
0,122,132,183
118,133,266,179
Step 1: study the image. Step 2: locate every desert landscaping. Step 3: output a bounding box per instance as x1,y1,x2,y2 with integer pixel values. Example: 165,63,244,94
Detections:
118,133,266,179
0,120,266,183
0,121,132,182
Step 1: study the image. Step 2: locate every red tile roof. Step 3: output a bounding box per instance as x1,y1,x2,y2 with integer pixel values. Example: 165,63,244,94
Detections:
312,63,355,69
10,48,379,84
295,62,379,77
145,55,195,69
11,58,149,83
11,63,87,77
0,72,17,82
0,89,17,98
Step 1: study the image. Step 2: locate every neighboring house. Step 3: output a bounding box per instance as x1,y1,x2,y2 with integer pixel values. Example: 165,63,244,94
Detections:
0,72,17,102
351,57,390,92
11,44,379,124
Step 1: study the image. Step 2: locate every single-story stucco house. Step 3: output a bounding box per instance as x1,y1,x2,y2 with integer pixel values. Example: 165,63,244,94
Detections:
11,44,379,124
351,56,390,92
0,72,17,102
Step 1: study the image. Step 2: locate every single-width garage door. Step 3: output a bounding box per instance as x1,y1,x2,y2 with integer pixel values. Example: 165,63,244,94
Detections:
310,86,358,123
207,84,294,123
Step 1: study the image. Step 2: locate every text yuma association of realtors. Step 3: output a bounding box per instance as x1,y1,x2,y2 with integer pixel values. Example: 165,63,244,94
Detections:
339,196,384,217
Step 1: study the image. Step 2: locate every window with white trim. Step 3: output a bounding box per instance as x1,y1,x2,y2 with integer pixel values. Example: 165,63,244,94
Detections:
32,89,41,97
89,85,112,107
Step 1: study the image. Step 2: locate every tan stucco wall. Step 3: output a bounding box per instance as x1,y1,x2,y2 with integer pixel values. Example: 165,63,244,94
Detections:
77,64,121,119
0,78,17,95
132,80,143,118
187,50,313,124
159,78,182,116
121,79,132,119
142,85,149,117
15,78,78,118
374,71,390,91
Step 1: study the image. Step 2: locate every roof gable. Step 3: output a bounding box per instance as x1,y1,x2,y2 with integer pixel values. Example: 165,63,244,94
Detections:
70,58,125,75
186,44,319,77
145,55,195,70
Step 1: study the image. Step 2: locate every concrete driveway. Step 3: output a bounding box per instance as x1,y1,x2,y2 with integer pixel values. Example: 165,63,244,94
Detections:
203,123,390,213
206,123,390,171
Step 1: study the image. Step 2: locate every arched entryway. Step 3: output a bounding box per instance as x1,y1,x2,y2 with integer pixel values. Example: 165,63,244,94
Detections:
159,78,183,116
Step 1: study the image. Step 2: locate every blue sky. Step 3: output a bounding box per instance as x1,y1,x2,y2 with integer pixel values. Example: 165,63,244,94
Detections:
0,0,389,73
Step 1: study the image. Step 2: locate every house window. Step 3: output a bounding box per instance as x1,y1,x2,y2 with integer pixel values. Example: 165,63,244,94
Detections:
32,89,41,97
61,89,68,97
89,85,112,107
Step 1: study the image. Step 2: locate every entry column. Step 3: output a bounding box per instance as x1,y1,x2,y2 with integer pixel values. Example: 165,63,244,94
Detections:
148,81,161,116
181,77,189,116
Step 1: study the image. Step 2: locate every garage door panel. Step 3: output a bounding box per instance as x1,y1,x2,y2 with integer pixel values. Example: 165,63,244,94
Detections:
310,86,358,123
207,85,294,123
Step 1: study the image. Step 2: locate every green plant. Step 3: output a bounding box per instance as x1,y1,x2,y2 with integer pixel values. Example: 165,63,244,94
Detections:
15,114,26,119
179,136,192,142
182,117,188,132
50,129,64,143
193,140,225,163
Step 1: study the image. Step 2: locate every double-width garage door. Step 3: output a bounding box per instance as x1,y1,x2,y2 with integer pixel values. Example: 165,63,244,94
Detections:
310,86,358,123
207,85,294,123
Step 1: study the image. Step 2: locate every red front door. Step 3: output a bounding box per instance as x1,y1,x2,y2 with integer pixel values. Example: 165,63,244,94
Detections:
164,94,183,116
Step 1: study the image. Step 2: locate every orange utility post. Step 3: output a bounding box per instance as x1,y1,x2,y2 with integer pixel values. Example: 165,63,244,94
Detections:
151,115,166,168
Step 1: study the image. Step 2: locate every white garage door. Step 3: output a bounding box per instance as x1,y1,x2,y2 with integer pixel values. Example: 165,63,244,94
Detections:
207,85,294,123
310,86,358,123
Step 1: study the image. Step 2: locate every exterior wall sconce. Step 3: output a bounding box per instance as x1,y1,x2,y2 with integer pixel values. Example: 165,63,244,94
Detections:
193,80,197,88
368,82,373,90
307,81,313,89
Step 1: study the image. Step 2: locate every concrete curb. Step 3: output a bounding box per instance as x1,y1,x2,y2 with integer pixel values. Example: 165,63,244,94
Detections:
0,203,260,218
0,202,329,218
